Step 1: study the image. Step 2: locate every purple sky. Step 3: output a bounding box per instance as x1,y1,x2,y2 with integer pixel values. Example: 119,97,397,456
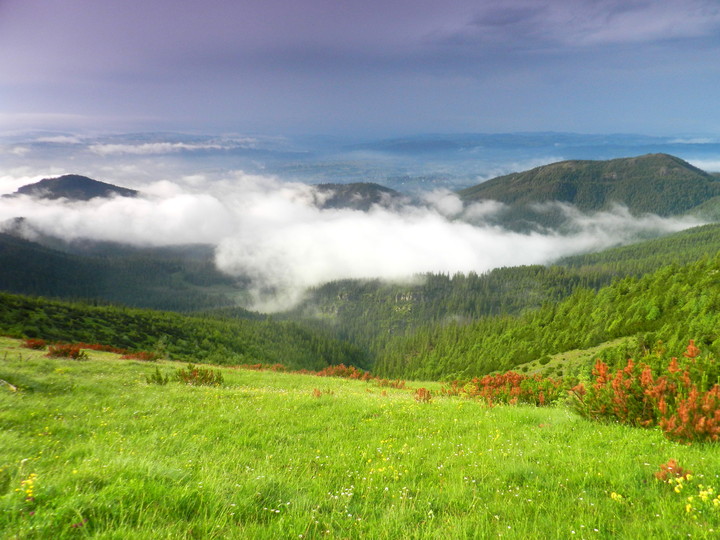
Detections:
2,0,720,135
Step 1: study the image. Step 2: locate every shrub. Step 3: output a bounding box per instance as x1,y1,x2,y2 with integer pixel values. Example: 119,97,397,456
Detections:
74,343,128,354
376,378,406,389
414,387,432,403
122,351,162,362
146,367,171,385
572,341,720,442
315,364,367,379
46,343,88,360
441,372,566,406
22,338,47,350
176,364,224,386
654,459,692,482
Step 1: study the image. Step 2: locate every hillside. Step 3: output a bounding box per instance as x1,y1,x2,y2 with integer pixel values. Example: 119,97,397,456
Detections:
373,253,720,380
0,233,248,311
458,153,720,217
0,291,367,369
3,339,716,537
7,174,138,200
287,223,720,358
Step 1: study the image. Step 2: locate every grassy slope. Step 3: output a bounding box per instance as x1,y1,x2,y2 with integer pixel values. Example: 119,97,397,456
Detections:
2,338,720,539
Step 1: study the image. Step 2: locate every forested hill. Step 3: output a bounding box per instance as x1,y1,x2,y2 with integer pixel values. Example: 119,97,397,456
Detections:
288,223,720,357
0,232,248,312
373,252,720,381
0,292,367,370
458,153,720,216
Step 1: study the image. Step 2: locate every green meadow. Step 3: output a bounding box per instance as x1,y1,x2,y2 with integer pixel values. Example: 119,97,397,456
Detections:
2,337,720,539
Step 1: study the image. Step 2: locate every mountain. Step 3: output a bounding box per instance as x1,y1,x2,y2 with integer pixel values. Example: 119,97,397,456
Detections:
458,153,720,217
8,174,138,200
313,182,403,211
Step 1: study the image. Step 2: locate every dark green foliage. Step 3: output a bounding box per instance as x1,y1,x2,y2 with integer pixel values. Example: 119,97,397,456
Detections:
0,292,366,371
146,367,171,385
0,233,249,312
313,182,402,210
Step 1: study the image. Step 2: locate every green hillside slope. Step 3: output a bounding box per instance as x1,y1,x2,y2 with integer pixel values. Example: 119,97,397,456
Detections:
0,292,367,370
374,253,720,380
289,223,720,359
459,153,720,216
0,233,247,311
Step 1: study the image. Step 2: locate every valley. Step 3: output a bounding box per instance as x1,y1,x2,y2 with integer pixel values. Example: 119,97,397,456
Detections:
4,149,720,536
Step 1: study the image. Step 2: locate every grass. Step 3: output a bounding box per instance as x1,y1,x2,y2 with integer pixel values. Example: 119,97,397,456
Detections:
516,338,631,378
2,336,720,538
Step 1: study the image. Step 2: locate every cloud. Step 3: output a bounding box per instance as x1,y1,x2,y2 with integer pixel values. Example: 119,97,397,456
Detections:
687,159,720,172
6,147,30,157
0,169,705,311
34,135,83,144
88,139,256,156
669,137,718,144
461,0,720,49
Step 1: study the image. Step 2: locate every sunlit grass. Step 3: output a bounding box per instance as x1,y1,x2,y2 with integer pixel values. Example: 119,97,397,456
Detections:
2,336,720,538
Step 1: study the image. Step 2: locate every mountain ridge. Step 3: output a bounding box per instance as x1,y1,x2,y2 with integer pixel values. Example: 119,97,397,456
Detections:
458,153,720,216
7,174,138,200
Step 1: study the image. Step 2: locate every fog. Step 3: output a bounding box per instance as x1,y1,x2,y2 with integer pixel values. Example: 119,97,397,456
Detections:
0,169,704,311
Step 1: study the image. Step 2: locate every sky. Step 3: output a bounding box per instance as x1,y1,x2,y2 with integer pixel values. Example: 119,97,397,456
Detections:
2,0,720,136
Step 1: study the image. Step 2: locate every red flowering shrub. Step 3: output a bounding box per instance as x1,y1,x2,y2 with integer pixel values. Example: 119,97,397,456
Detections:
414,387,432,403
376,378,406,389
572,341,720,443
441,372,565,406
121,351,162,362
74,343,128,354
46,343,88,360
234,362,403,387
22,338,47,350
654,459,692,481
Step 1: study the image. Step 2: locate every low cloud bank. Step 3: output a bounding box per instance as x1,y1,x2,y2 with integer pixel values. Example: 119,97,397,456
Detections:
0,171,704,311
88,139,257,156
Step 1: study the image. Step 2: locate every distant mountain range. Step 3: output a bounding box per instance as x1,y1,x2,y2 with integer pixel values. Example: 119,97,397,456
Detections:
3,152,720,311
6,174,138,200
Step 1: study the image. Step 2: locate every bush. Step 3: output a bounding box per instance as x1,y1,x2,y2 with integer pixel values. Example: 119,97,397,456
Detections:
176,364,224,387
46,343,88,360
22,338,47,350
441,372,566,406
122,351,162,362
146,367,171,385
571,341,720,442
